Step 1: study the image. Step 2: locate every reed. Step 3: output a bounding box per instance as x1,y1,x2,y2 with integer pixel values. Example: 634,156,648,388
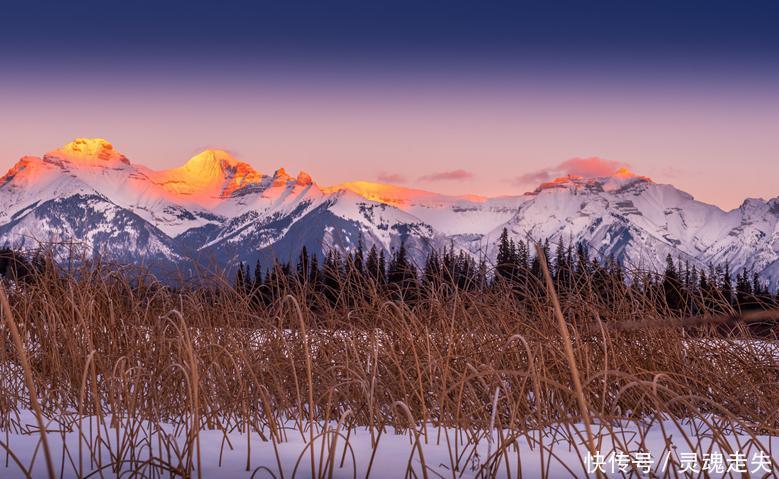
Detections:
0,258,776,477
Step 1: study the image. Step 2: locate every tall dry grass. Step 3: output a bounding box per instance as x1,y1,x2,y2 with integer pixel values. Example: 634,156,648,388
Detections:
0,256,777,477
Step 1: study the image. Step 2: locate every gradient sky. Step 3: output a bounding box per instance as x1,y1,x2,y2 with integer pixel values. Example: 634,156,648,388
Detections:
1,0,778,210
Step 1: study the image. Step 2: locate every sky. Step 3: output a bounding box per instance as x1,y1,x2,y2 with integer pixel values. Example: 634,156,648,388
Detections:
1,0,778,210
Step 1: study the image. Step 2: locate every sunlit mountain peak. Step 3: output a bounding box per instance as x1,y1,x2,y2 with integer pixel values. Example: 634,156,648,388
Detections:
182,149,243,174
155,149,263,199
534,167,653,194
324,180,487,209
612,167,652,182
296,170,313,186
46,138,130,166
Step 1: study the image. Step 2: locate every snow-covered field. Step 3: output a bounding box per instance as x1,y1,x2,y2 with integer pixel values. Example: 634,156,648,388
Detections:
2,410,777,478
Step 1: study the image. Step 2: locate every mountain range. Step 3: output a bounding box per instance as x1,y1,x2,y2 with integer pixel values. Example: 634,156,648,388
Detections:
1,138,777,289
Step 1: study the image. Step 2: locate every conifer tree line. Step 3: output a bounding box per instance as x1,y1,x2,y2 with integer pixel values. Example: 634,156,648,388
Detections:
236,228,779,314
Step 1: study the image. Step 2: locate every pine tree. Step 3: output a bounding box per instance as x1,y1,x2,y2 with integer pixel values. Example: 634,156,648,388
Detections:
387,240,418,299
476,257,488,291
253,259,263,290
266,260,288,302
423,250,442,288
516,239,529,272
721,263,733,307
530,246,541,281
575,242,589,270
297,246,309,284
378,249,387,284
662,253,683,312
309,253,320,287
683,261,691,290
320,251,341,304
735,269,752,310
495,228,514,281
554,238,574,291
554,238,566,284
442,242,455,284
564,241,574,290
365,245,383,283
354,236,365,274
236,262,247,294
387,241,410,285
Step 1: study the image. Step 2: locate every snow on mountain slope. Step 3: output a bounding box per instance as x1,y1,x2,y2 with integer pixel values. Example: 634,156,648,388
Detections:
0,155,99,218
0,193,185,271
325,181,524,235
475,170,779,289
0,139,445,268
0,138,777,288
700,198,779,278
0,139,220,238
324,189,440,261
189,187,441,268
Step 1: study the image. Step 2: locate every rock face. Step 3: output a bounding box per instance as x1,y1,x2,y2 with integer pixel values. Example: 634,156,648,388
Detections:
0,138,777,289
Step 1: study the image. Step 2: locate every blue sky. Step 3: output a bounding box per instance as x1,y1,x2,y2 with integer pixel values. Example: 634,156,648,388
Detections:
1,0,778,209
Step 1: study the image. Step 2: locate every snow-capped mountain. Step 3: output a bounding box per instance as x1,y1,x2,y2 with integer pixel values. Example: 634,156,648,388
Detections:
472,170,779,290
0,139,446,273
1,138,777,288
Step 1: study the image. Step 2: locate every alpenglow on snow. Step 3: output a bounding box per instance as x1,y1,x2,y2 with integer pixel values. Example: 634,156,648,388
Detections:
1,138,778,289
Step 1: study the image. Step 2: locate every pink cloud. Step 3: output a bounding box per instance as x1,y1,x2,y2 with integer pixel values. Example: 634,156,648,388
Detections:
377,171,408,183
514,157,630,185
419,169,473,182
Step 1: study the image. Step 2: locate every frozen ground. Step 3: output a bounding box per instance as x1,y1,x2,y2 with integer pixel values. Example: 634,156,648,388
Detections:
1,410,777,478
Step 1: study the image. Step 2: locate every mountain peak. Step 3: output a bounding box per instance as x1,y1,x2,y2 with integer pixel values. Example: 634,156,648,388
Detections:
271,168,291,186
151,150,263,200
179,149,262,185
183,149,242,173
611,167,652,182
0,156,45,187
46,138,130,167
532,167,653,195
739,197,767,213
296,170,313,186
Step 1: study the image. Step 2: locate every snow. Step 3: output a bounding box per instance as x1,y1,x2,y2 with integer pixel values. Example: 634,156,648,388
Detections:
476,175,779,290
1,139,779,289
2,410,776,478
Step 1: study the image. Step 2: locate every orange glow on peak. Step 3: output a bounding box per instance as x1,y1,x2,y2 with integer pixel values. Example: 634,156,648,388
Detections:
47,138,130,166
148,149,265,203
64,138,112,153
296,171,313,186
271,168,291,186
324,181,412,206
554,174,583,182
537,168,652,192
613,167,653,182
323,181,486,208
536,175,583,190
0,156,45,186
183,149,241,172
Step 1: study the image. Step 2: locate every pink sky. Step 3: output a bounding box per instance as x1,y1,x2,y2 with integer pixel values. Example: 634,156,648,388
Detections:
1,70,776,211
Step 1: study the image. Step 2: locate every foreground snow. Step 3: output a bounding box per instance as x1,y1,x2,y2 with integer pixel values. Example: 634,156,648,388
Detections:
1,410,777,478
